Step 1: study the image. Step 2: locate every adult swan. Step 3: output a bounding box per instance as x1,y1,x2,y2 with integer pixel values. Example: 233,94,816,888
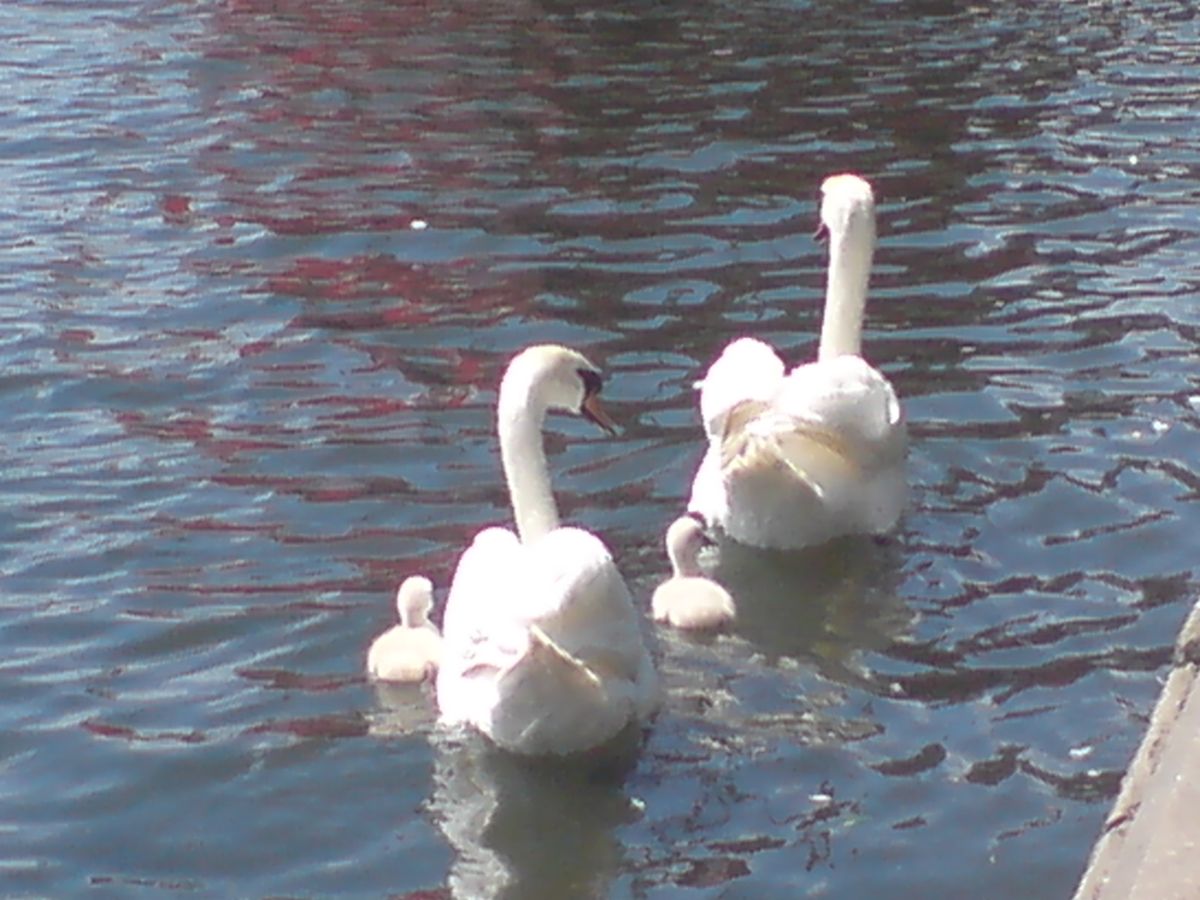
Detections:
687,174,907,550
436,345,659,755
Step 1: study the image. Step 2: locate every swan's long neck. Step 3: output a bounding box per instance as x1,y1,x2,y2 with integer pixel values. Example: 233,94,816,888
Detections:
817,214,875,361
498,379,559,544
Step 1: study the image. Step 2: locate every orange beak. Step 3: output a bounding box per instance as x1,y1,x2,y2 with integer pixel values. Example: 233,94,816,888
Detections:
581,393,618,435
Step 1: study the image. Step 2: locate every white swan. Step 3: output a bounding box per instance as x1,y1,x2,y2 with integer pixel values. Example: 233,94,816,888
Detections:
652,515,736,631
367,576,442,683
435,345,659,756
688,173,907,550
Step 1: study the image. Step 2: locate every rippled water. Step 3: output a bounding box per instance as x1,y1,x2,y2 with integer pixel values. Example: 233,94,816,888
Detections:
5,1,1200,896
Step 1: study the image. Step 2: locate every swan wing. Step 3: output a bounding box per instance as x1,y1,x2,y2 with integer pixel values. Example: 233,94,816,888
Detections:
718,404,855,500
440,526,520,643
436,527,527,726
706,359,908,546
435,524,658,753
696,337,785,438
776,355,906,460
519,527,649,683
484,625,631,755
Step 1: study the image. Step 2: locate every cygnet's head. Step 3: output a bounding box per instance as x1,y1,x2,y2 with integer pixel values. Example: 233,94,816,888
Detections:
665,513,713,578
395,575,434,628
816,173,876,243
696,337,784,437
499,344,617,434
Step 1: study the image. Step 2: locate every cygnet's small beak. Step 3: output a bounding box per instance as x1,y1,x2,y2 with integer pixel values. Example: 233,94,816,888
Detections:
686,510,716,545
581,393,619,435
813,221,830,243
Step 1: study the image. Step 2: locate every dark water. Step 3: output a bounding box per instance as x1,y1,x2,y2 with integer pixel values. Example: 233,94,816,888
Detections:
5,1,1200,896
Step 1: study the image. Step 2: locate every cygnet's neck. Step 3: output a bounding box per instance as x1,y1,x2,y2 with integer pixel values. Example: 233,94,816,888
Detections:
498,372,560,544
668,537,705,579
817,213,875,361
397,581,431,628
401,602,428,629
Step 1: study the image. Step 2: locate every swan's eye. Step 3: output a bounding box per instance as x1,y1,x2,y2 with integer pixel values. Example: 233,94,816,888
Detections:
577,367,604,397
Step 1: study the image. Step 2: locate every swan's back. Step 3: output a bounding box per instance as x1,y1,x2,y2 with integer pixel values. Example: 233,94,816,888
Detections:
690,356,907,549
697,337,785,438
778,355,905,456
367,626,442,683
436,525,658,754
522,528,649,676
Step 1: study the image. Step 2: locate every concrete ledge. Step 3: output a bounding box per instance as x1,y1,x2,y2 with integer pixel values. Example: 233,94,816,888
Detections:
1073,599,1200,900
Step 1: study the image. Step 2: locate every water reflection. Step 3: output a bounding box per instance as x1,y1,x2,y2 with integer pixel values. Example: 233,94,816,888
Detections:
429,730,642,900
708,533,911,685
368,680,440,739
371,673,642,900
9,0,1200,897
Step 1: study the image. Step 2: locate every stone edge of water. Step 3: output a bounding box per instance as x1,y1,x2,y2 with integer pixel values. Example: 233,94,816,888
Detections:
1073,599,1200,900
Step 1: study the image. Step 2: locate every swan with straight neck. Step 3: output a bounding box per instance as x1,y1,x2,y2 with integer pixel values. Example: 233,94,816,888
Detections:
686,173,907,550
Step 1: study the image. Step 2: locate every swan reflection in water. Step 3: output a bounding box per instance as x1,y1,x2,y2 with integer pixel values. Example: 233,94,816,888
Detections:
427,728,644,900
367,680,440,738
705,532,911,688
368,681,642,900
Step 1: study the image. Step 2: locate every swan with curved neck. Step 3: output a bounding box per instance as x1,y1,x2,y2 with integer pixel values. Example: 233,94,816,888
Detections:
367,575,442,683
687,173,907,550
436,345,658,755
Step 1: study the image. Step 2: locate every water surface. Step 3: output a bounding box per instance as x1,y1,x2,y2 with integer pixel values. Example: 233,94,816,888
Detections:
4,1,1200,897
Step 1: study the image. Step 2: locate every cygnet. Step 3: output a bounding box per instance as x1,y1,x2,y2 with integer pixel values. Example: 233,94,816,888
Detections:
367,576,442,682
651,516,736,631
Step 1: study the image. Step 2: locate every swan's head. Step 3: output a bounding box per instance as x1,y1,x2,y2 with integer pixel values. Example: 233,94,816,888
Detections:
395,575,434,627
665,513,713,574
696,337,784,437
500,344,617,434
816,173,876,243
